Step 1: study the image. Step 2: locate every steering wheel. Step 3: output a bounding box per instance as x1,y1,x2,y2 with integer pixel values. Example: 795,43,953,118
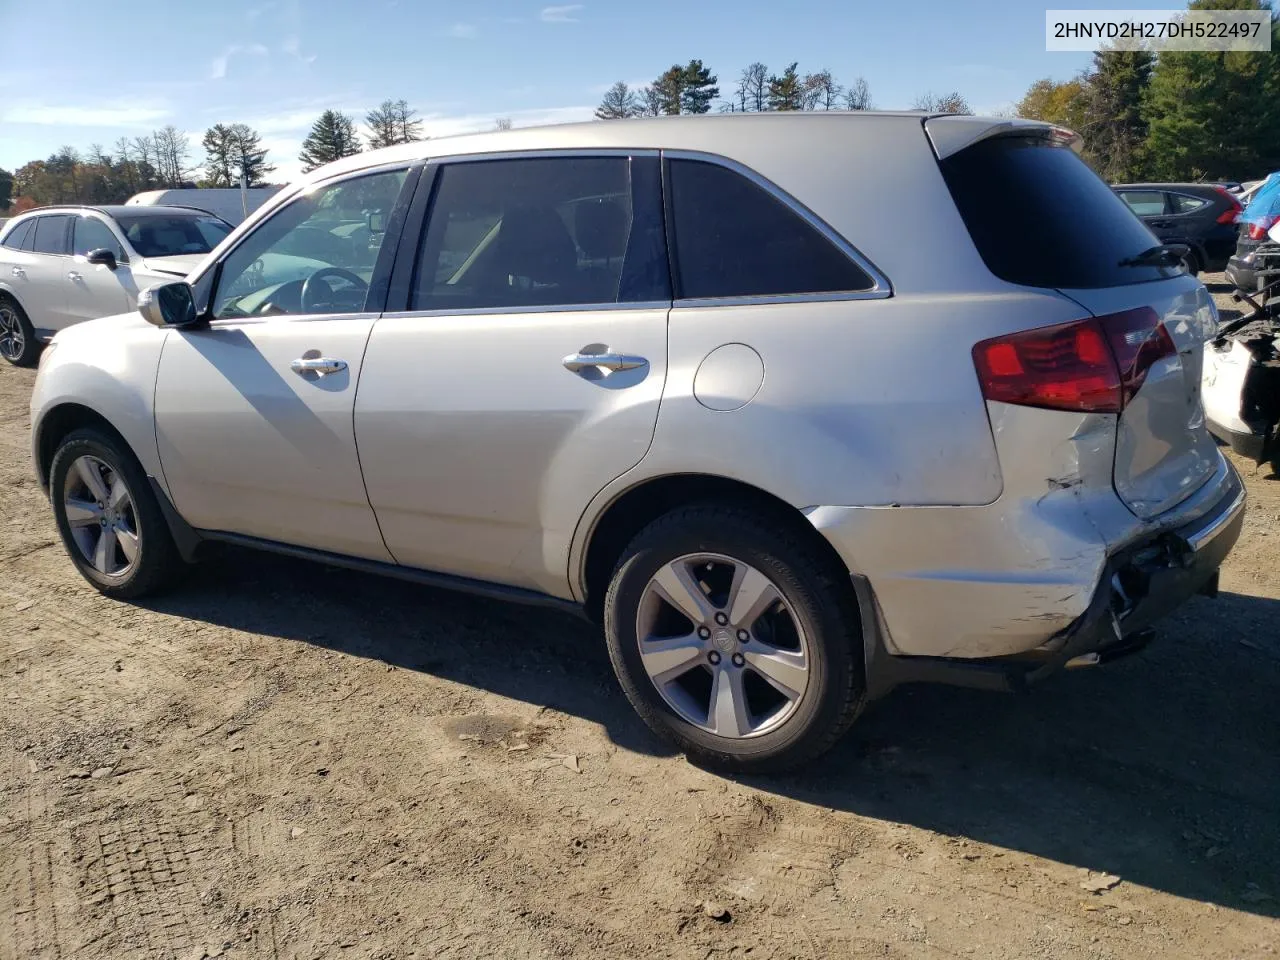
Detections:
300,267,369,313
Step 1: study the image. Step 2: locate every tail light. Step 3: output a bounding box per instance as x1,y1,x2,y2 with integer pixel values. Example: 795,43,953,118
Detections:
1214,186,1243,224
974,308,1174,414
1247,214,1279,240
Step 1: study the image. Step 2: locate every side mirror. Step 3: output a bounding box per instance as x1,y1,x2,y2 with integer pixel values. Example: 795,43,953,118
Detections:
138,281,199,328
85,248,117,270
367,210,386,233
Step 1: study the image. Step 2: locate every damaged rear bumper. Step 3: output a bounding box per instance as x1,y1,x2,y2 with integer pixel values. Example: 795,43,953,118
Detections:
861,463,1246,697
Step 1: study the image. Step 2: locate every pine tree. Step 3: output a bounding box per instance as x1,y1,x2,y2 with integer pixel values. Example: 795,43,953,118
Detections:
202,124,237,186
299,110,362,173
767,63,804,111
679,60,719,114
595,81,639,119
227,124,274,186
1143,0,1280,180
654,65,685,114
1078,49,1154,182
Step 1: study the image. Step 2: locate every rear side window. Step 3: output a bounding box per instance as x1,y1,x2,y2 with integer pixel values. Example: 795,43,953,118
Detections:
941,138,1167,288
1116,190,1167,216
668,159,874,299
31,216,71,255
1,220,33,250
1172,194,1208,214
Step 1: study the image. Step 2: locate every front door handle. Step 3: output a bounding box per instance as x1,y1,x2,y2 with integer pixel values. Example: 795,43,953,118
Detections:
11,267,25,278
290,356,347,376
562,350,647,374
67,270,83,281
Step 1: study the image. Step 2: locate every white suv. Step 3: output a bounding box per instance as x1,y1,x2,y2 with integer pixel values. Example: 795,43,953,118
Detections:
29,113,1245,770
0,205,231,365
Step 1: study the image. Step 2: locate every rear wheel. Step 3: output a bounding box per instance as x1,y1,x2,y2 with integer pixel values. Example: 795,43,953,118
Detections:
49,428,185,599
0,296,39,366
1181,250,1201,277
603,504,865,773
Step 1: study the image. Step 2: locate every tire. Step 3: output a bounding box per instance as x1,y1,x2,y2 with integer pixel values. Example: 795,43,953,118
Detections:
49,427,185,600
603,504,865,773
1181,250,1201,277
0,296,39,367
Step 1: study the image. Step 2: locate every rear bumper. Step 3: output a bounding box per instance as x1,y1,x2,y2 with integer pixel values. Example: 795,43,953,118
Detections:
1206,418,1269,461
1226,256,1256,291
858,463,1245,696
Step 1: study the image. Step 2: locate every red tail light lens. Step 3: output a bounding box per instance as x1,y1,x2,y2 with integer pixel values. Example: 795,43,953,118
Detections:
1247,214,1279,240
973,309,1174,414
1097,307,1176,404
974,319,1123,413
1214,186,1242,223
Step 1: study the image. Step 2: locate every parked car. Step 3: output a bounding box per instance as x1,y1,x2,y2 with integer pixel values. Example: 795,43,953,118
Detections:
126,187,284,226
1113,182,1242,274
30,113,1245,771
0,205,232,365
1226,173,1280,292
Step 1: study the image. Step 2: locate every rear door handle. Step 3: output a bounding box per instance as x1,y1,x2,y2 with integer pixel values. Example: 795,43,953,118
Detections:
562,351,647,373
10,267,25,278
290,356,347,376
67,271,82,281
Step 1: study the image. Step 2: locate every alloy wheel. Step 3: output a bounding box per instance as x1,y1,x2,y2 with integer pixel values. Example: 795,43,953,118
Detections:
62,455,141,577
0,305,24,362
635,553,810,739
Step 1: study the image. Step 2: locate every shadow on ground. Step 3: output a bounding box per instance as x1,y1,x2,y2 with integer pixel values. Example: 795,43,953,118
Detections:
147,547,1280,919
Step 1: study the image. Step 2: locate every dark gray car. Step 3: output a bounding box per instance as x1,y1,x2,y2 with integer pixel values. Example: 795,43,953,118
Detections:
1113,183,1242,274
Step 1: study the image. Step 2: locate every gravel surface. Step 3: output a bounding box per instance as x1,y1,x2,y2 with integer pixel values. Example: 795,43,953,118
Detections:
2,281,1277,959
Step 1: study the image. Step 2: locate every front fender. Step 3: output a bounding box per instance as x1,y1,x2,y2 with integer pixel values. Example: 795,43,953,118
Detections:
31,313,170,493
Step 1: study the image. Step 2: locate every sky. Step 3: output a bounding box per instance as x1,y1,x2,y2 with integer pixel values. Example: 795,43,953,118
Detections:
0,0,1187,183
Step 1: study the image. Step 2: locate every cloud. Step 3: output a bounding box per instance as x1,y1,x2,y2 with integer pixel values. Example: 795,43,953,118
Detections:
281,35,317,65
445,22,477,38
1,100,170,128
210,43,270,80
540,4,583,22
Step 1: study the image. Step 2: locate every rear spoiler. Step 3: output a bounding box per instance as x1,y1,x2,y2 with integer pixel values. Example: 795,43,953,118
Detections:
924,115,1082,160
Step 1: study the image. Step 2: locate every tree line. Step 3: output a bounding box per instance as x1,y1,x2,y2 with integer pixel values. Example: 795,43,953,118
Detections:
1014,0,1280,182
594,61,968,118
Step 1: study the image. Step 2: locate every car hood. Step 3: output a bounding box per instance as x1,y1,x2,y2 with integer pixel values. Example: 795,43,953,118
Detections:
50,309,155,346
138,253,208,278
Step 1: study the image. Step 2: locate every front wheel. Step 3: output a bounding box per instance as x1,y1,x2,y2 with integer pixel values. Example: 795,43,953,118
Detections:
49,428,185,599
603,504,865,773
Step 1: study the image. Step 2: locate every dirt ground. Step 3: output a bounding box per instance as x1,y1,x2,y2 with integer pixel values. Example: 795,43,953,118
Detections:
2,279,1278,960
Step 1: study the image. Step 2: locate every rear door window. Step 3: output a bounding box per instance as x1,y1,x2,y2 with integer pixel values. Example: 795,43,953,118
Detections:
667,158,874,299
1171,194,1209,215
31,215,71,255
940,138,1167,288
1,220,33,250
412,155,669,311
1116,191,1168,217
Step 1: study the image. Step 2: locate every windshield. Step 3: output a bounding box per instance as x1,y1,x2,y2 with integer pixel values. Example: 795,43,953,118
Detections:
116,214,232,258
1241,174,1280,226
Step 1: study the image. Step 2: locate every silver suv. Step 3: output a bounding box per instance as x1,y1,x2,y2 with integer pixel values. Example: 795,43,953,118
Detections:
29,114,1245,771
0,205,231,365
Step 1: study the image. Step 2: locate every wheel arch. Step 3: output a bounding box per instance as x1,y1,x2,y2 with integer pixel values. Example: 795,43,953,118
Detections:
577,473,854,623
35,402,134,493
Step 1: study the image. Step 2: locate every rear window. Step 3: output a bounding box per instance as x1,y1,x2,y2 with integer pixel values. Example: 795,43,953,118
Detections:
940,137,1166,288
668,158,874,299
